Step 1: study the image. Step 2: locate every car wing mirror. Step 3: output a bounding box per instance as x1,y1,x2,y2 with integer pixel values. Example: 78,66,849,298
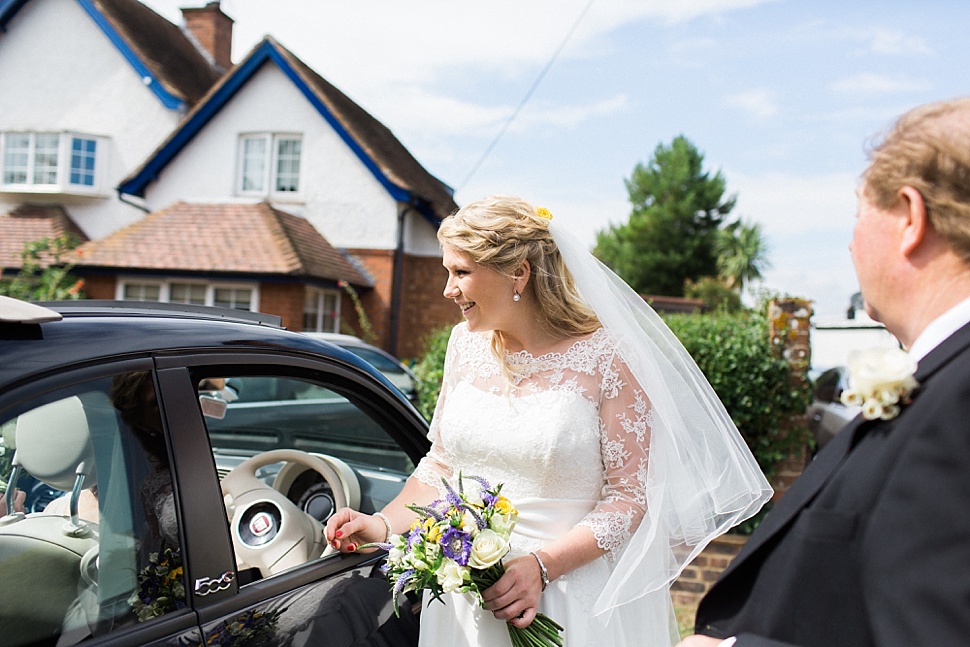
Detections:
199,394,228,420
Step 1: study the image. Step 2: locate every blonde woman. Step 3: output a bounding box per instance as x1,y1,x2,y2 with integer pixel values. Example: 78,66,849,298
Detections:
327,195,770,646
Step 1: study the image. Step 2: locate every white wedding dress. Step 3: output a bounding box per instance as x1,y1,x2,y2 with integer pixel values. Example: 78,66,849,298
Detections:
413,322,678,646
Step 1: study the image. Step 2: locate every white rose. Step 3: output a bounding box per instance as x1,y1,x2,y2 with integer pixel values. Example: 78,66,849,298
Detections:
464,489,484,508
461,510,479,532
846,347,917,394
387,546,406,566
468,529,510,569
845,347,918,420
436,560,468,593
489,513,516,536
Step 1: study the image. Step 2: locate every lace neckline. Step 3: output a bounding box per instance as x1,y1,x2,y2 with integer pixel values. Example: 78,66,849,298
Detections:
503,327,607,368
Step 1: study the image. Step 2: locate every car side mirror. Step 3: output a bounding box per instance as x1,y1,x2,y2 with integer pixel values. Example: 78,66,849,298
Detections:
199,394,228,420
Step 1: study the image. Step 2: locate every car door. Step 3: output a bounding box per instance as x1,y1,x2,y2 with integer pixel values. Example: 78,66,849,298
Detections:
153,350,429,647
0,360,204,647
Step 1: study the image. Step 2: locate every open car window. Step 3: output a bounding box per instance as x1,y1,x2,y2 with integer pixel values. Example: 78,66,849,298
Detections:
196,373,414,586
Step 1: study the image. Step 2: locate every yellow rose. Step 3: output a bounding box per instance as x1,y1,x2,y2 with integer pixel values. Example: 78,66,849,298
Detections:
494,497,517,516
426,521,444,544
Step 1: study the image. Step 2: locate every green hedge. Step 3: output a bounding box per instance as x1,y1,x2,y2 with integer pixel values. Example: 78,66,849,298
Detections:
662,307,812,481
412,325,454,422
412,307,811,484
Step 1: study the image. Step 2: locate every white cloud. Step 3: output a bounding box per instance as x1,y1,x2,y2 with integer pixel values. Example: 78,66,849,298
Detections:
829,73,931,96
723,89,779,119
727,170,860,316
728,169,858,234
858,27,933,56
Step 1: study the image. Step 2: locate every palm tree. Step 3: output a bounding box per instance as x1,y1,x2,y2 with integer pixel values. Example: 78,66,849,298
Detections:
715,220,770,293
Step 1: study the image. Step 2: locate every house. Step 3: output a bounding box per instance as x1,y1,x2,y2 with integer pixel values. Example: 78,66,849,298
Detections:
1,0,460,359
0,0,219,239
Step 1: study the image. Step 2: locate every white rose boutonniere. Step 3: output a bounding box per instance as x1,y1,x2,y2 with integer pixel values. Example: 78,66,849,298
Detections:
840,347,918,421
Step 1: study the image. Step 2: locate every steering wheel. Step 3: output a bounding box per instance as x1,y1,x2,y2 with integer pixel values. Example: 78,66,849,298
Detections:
220,449,349,577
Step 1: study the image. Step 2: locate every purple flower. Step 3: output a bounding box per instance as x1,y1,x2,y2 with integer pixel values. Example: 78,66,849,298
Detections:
442,479,463,508
440,527,472,566
394,568,416,596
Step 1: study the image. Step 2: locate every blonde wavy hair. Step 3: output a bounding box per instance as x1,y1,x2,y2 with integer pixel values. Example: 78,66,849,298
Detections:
437,195,600,373
863,97,970,265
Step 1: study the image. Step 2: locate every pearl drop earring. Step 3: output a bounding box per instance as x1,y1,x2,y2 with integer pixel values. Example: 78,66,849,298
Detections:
513,291,521,302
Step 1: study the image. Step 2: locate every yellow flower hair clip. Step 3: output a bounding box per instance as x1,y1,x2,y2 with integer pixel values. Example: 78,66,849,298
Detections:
535,207,553,220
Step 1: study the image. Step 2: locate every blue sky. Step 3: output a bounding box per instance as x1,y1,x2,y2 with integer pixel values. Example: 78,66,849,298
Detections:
144,0,970,318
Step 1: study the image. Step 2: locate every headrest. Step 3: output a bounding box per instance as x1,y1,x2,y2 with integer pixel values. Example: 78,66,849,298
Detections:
15,396,97,491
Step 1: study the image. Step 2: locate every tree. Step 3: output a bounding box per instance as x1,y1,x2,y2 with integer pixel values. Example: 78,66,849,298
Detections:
684,276,742,313
595,135,736,296
716,220,770,293
0,235,85,301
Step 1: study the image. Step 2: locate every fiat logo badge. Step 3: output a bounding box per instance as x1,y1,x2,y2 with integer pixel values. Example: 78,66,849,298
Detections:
250,511,274,536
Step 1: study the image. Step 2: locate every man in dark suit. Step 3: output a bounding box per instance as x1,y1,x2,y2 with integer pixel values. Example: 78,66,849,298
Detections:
678,97,970,647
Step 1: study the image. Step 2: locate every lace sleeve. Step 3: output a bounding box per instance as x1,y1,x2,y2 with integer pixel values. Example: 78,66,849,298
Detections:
578,348,650,557
411,325,459,488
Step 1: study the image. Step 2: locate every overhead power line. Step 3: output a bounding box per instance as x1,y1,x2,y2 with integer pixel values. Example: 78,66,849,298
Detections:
457,0,597,190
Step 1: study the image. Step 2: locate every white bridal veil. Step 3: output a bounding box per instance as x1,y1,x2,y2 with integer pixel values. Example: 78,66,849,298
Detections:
548,220,772,621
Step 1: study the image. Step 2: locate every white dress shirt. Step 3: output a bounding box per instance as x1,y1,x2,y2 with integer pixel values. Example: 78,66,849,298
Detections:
907,294,970,363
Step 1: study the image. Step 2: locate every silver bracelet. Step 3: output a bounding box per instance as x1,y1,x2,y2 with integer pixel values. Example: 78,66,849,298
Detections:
530,550,549,591
373,512,392,543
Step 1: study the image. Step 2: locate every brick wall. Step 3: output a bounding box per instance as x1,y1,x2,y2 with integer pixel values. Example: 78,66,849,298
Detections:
258,282,304,330
181,2,234,71
79,274,114,299
672,534,747,609
344,248,394,346
342,249,459,360
398,254,460,360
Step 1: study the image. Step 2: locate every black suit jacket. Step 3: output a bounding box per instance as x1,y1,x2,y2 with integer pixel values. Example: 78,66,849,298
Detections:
695,320,970,647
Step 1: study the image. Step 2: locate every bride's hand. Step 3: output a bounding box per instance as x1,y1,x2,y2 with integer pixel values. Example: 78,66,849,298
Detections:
325,507,386,552
480,554,544,629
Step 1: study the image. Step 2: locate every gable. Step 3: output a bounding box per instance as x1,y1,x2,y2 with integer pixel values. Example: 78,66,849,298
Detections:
0,0,217,111
119,37,457,224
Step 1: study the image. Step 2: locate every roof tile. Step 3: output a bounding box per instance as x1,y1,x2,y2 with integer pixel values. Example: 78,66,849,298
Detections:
74,202,371,286
0,205,88,269
94,0,220,105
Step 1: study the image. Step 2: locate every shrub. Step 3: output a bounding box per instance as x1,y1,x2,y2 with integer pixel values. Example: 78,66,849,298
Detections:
663,306,812,483
411,325,454,421
0,235,85,301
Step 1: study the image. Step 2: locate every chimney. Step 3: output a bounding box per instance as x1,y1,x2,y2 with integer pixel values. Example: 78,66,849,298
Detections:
181,1,234,72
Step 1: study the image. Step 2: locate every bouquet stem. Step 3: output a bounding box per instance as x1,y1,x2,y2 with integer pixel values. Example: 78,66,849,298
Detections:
472,562,564,647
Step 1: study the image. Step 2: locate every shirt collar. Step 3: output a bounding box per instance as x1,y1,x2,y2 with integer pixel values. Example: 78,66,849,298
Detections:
907,294,970,362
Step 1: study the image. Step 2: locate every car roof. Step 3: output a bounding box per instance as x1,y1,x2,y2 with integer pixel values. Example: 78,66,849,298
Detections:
0,300,382,393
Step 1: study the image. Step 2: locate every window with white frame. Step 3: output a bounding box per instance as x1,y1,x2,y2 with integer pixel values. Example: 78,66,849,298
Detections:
119,280,258,312
1,131,105,193
236,133,302,196
303,289,341,332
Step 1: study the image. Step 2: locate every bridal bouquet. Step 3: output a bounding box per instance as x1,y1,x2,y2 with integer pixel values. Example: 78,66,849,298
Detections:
370,474,564,647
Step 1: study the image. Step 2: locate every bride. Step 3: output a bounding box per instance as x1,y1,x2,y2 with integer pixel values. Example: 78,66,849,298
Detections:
326,195,771,646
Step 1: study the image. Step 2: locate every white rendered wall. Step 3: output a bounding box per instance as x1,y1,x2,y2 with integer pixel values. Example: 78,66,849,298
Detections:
0,0,187,239
143,62,410,251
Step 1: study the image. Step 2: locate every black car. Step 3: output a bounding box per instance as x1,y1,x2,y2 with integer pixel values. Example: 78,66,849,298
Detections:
0,298,430,647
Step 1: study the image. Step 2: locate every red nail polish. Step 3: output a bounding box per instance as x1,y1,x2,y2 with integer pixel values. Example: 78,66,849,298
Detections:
335,530,343,538
348,544,357,552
